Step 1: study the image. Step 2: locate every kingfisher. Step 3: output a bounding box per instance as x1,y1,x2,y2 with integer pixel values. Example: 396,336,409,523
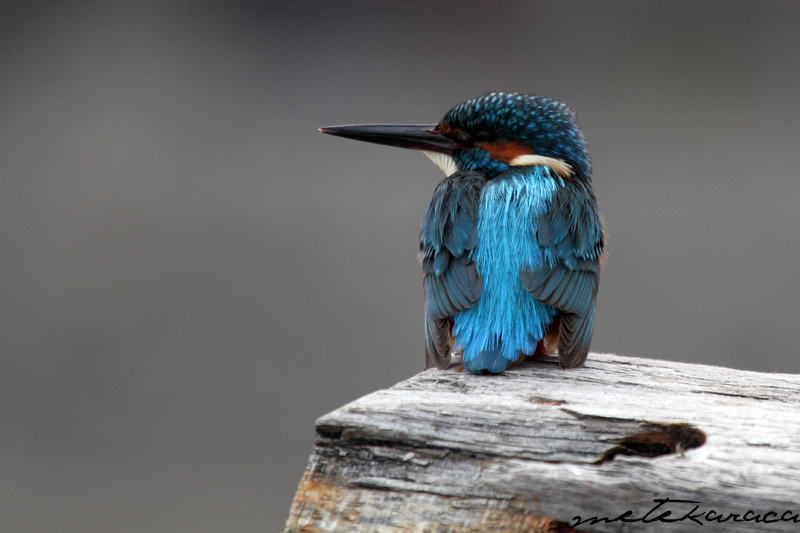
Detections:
321,92,604,373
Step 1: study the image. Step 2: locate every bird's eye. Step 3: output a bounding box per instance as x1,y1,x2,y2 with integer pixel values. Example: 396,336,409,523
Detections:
453,129,473,146
474,130,492,142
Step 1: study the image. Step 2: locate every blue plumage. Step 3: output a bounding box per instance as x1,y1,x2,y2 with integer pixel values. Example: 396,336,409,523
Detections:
321,92,604,373
453,167,560,372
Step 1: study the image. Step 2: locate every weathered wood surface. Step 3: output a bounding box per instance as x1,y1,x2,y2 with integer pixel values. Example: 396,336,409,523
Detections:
284,353,800,532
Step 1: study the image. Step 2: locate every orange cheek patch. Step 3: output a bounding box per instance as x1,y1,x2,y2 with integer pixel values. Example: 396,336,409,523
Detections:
478,141,533,163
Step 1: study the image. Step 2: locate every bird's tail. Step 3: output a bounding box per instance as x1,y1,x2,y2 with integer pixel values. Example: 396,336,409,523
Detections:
462,345,518,373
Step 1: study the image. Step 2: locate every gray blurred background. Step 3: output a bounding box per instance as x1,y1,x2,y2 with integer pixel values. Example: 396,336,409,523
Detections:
2,1,799,531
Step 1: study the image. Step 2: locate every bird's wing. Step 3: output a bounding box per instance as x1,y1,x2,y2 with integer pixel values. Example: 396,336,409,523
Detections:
421,171,485,369
521,179,604,368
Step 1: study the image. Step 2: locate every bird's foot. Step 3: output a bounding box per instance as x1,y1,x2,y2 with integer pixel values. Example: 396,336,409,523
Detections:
448,351,464,372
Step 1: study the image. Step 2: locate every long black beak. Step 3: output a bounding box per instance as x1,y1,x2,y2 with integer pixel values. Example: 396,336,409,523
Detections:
319,124,459,155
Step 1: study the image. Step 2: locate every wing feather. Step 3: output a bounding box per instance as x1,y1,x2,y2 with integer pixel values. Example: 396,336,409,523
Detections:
421,171,486,369
522,178,603,368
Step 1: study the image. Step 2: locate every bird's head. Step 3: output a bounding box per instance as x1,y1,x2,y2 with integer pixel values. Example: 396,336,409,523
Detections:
321,92,591,182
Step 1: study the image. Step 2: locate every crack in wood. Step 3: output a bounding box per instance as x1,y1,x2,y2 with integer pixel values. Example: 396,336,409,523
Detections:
558,408,638,424
691,389,773,401
527,396,566,406
593,422,707,465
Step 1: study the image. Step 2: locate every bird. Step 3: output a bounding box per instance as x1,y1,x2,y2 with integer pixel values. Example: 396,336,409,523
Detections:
321,92,604,373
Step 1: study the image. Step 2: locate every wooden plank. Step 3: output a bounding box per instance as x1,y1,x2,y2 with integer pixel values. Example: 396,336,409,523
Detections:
284,353,800,532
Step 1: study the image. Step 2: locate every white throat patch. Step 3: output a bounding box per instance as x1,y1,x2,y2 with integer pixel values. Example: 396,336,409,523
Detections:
423,151,458,177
